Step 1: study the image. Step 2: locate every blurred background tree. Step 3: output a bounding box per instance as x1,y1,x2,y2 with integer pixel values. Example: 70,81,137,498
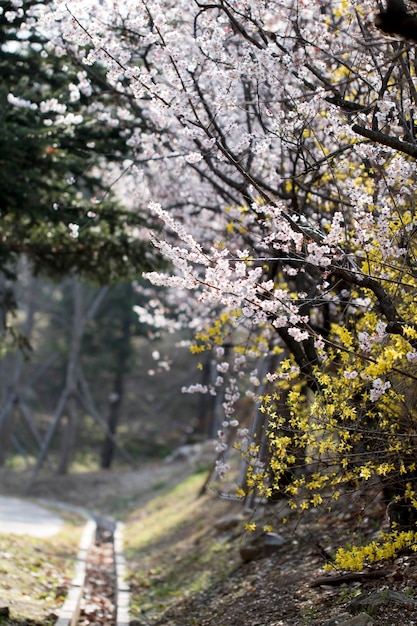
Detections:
0,0,155,290
0,1,203,477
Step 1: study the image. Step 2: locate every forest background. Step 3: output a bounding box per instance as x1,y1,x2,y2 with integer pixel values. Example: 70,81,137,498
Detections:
0,0,209,481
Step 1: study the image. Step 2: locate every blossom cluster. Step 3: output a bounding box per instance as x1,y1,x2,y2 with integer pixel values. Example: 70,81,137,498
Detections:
38,0,417,569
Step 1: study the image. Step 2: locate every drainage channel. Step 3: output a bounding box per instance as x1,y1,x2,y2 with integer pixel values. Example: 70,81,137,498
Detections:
77,516,116,625
44,502,130,626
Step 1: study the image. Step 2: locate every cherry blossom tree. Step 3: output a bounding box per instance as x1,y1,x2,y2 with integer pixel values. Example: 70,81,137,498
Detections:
40,0,417,568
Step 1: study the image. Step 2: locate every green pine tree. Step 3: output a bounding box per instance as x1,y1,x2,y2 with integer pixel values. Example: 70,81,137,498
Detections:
0,0,157,286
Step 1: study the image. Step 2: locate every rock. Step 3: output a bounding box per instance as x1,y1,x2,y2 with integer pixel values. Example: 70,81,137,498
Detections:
263,532,286,548
322,613,374,626
165,440,216,465
239,544,263,562
240,532,287,562
348,589,417,613
214,513,247,532
263,532,287,556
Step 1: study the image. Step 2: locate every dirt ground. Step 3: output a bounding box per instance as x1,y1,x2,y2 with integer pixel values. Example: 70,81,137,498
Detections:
1,459,417,626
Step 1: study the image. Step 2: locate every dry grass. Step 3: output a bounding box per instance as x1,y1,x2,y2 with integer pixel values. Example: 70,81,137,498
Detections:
124,470,245,623
2,462,417,625
0,509,85,625
122,467,417,626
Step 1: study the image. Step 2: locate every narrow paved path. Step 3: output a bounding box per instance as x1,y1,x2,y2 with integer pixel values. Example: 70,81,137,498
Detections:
0,495,63,537
0,496,130,625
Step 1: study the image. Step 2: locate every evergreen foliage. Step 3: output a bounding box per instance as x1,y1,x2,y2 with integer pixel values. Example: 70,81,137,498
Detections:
0,0,156,284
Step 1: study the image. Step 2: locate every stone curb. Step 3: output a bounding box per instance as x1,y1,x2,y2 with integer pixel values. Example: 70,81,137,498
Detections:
114,522,130,626
36,500,97,626
54,518,96,626
36,500,131,625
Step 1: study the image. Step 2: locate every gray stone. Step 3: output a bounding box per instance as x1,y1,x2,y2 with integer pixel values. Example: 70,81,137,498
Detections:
240,531,287,561
263,532,286,547
214,513,247,532
165,440,216,465
348,589,417,613
263,532,287,556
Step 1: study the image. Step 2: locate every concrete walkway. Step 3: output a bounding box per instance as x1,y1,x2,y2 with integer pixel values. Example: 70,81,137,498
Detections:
0,496,63,538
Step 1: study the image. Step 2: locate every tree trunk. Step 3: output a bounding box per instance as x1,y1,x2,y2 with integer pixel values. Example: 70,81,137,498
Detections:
100,373,124,469
100,293,132,469
0,265,35,466
57,393,79,474
57,279,84,475
0,400,15,466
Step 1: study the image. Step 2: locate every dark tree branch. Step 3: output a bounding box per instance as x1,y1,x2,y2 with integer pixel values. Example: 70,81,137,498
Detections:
376,0,417,42
352,123,417,158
